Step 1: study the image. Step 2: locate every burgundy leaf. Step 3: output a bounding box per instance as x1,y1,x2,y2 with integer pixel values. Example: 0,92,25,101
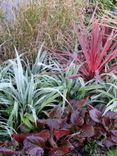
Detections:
54,129,70,141
35,130,50,140
23,135,46,156
12,133,29,143
63,106,71,119
49,141,73,155
48,106,62,118
105,111,117,120
0,148,16,156
61,121,71,129
70,97,88,110
12,130,50,143
77,97,89,109
95,104,105,111
103,139,115,148
102,117,113,131
80,124,95,137
28,147,44,156
70,111,79,124
89,108,102,123
111,130,117,137
24,136,45,152
36,119,46,129
77,117,84,126
70,111,84,126
46,119,62,130
114,119,117,129
111,135,117,143
95,126,106,139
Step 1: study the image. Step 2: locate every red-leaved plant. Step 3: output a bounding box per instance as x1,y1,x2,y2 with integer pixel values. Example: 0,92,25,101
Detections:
64,18,117,80
0,98,117,155
53,18,117,80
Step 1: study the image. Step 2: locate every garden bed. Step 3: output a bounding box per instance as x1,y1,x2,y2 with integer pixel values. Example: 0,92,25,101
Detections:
0,0,117,156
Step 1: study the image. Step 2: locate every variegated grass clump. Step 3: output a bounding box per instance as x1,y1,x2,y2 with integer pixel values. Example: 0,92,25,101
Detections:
0,45,90,138
90,73,117,114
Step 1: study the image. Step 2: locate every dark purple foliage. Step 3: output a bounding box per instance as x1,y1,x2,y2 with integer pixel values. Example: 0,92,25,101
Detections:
0,99,117,155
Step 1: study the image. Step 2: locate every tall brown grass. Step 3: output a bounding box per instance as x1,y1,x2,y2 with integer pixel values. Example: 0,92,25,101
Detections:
0,0,87,61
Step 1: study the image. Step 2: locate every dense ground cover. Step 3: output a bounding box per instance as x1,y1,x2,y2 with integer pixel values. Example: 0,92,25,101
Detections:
0,0,117,156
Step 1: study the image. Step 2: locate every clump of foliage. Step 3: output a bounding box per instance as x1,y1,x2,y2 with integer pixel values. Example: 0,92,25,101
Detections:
0,98,117,155
57,17,117,81
0,0,87,61
90,73,117,114
1,47,94,138
0,48,70,138
0,1,117,155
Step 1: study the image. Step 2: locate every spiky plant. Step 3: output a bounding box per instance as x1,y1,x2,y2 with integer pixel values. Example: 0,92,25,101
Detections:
66,18,117,80
0,48,68,135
